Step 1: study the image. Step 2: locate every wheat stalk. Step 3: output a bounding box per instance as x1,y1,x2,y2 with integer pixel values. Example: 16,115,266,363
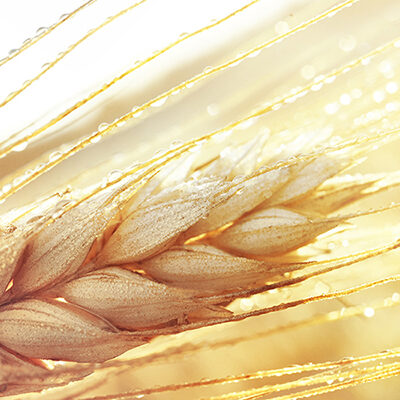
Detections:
1,0,400,399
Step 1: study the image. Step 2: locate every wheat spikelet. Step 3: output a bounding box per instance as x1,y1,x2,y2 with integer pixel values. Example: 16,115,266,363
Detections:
1,0,400,399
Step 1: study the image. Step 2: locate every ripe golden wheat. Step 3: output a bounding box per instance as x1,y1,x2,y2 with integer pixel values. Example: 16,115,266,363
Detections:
1,0,400,399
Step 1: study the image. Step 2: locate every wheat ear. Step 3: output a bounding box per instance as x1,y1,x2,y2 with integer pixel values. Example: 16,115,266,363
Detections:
0,127,399,383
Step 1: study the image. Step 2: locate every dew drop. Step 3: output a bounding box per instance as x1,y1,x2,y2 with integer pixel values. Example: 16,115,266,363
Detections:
238,119,256,129
8,49,18,56
392,292,400,302
91,135,101,144
340,93,351,105
271,103,282,111
386,81,398,94
373,90,385,103
207,103,219,116
116,120,126,128
36,27,48,35
248,49,261,58
2,184,12,193
13,142,27,152
311,83,323,91
151,97,167,107
338,35,356,52
363,307,375,318
132,108,143,117
107,170,123,181
59,13,69,21
274,21,289,35
49,151,62,162
324,76,336,84
13,176,25,186
301,64,315,80
324,102,339,115
361,57,371,66
98,123,109,131
171,140,183,147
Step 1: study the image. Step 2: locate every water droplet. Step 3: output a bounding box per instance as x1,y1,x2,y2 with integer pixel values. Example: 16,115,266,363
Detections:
107,170,123,181
248,49,261,58
13,142,27,152
324,76,336,84
24,169,34,177
132,107,143,117
98,123,109,131
363,307,375,318
338,35,356,52
154,149,166,157
59,13,69,21
324,102,339,115
361,57,371,66
179,32,188,38
90,135,101,144
8,49,18,56
340,93,351,105
301,64,315,80
49,151,62,162
239,119,256,129
36,27,48,35
385,102,397,113
386,81,398,94
272,103,282,111
171,140,183,147
311,83,323,91
41,62,50,70
373,90,385,103
116,120,126,128
392,292,400,302
100,177,108,188
2,184,12,193
13,176,25,186
207,104,219,116
151,97,167,107
274,21,289,35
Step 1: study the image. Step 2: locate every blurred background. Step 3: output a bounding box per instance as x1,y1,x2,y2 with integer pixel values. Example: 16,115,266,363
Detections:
1,0,400,398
